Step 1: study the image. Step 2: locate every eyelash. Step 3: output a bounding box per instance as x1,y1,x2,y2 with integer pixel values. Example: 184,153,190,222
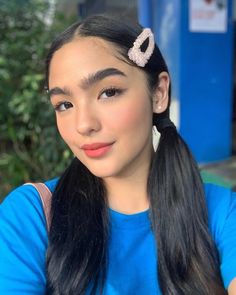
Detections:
53,101,73,112
99,87,125,100
53,87,125,112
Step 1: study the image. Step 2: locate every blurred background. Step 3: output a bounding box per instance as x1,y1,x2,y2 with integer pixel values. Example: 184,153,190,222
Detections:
0,0,235,199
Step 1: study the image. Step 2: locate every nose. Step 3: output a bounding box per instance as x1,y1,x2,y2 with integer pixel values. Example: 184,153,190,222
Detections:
75,104,101,136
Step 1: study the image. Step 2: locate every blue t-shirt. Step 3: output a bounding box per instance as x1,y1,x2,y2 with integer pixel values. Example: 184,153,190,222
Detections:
0,179,236,294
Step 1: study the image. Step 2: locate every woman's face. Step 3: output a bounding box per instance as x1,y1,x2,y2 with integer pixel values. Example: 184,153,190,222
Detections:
48,37,154,179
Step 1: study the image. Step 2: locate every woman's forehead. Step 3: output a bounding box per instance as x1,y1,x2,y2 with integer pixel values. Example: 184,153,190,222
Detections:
48,37,142,86
52,37,122,65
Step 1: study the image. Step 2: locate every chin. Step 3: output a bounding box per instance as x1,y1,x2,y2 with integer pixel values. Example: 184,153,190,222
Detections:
88,168,118,179
76,153,125,179
84,163,121,179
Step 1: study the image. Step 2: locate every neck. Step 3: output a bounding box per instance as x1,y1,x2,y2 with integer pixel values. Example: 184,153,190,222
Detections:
104,163,150,215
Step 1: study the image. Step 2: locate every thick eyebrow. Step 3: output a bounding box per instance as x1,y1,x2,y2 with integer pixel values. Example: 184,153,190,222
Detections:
47,68,126,99
47,86,72,99
80,68,127,90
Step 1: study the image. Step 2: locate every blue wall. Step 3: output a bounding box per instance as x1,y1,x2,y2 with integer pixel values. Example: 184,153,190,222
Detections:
138,0,234,163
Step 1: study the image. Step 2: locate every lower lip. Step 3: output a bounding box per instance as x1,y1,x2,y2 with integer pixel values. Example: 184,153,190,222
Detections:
83,144,113,158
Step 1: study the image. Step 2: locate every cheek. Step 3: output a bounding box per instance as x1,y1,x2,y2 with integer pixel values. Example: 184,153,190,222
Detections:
118,111,140,131
105,99,152,134
56,116,75,144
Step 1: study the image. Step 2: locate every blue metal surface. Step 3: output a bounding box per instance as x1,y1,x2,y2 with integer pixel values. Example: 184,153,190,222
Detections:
138,0,153,28
153,0,181,112
180,0,234,162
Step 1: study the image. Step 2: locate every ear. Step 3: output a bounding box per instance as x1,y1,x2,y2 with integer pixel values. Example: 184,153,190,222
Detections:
152,71,170,114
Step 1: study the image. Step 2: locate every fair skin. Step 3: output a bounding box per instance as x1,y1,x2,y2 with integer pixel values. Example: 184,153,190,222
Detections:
48,36,169,214
229,278,236,294
48,36,236,292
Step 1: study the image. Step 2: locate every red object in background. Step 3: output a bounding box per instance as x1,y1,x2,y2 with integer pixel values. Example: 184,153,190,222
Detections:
204,0,213,4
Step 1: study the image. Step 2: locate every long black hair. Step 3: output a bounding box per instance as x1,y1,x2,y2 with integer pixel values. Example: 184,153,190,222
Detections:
45,15,226,294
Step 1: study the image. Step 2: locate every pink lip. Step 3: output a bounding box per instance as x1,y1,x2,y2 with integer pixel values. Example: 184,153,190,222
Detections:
81,142,114,158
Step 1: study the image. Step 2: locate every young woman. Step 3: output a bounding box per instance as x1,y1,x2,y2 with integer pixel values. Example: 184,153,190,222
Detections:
0,14,236,295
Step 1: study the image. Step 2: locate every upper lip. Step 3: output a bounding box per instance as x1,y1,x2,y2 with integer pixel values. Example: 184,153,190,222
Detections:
80,142,114,150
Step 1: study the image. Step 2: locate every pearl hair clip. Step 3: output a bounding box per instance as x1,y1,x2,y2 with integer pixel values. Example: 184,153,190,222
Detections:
128,28,155,67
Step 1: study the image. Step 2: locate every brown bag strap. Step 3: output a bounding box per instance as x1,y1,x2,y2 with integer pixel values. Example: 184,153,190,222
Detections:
24,182,52,232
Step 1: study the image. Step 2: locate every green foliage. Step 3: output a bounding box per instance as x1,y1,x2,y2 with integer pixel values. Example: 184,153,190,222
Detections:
0,0,77,198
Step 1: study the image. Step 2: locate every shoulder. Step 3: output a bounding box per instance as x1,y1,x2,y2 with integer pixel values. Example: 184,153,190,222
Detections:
0,178,58,293
44,177,59,193
204,183,235,238
0,177,58,227
0,177,59,246
204,183,236,289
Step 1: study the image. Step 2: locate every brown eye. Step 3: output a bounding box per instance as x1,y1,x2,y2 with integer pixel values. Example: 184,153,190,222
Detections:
100,87,124,100
54,101,73,112
104,89,117,97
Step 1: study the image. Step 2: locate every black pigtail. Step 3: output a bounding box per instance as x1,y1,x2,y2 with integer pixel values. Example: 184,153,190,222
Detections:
148,120,226,295
46,158,109,295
